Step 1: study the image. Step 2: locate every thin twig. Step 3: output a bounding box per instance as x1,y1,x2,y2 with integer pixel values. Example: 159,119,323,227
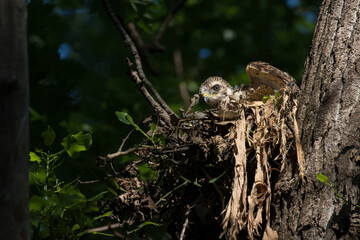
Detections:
107,147,136,159
97,147,136,166
118,128,135,152
162,146,189,153
185,94,199,116
179,205,191,240
85,223,121,233
78,179,101,184
101,0,178,123
109,160,118,175
199,165,225,208
78,174,113,184
86,223,130,240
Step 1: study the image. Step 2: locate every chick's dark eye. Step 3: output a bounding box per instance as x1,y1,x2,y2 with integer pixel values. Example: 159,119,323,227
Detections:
211,84,220,92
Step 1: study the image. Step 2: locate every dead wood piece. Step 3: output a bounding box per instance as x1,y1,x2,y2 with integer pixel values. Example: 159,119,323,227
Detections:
246,61,299,92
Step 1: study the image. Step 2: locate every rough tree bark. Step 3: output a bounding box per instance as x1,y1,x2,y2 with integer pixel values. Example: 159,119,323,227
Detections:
0,1,29,239
274,0,360,239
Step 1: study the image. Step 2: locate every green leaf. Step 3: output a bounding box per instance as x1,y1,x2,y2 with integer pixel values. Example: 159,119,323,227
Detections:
29,107,47,122
72,224,80,231
317,173,328,182
88,232,114,237
93,211,113,221
129,0,138,12
150,122,157,135
29,195,46,212
61,132,92,158
193,178,202,187
41,125,56,146
29,152,42,164
127,221,160,234
115,111,133,125
274,91,280,99
87,191,108,202
209,170,227,183
262,95,270,103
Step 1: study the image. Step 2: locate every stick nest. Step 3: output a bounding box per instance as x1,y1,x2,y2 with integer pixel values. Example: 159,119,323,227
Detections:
102,87,304,239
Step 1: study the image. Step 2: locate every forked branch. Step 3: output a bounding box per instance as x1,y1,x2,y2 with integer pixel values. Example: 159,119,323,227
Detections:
101,0,179,125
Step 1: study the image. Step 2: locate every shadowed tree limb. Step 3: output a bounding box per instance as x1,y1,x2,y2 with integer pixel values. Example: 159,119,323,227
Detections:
127,58,173,127
101,0,179,125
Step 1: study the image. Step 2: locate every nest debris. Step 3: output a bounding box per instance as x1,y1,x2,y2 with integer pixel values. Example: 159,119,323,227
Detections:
97,84,304,239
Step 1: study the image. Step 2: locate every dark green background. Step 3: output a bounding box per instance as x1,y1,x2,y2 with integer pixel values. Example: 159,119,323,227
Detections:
28,0,321,236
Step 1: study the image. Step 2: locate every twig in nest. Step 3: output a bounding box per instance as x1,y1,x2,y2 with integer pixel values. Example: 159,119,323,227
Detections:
200,166,225,209
85,223,130,240
107,147,136,159
118,128,135,152
97,147,136,167
101,0,179,123
78,179,102,184
179,204,192,240
127,59,173,127
185,94,199,116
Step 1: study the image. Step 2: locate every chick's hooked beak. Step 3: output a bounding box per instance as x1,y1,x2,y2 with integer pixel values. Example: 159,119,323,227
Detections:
202,92,209,103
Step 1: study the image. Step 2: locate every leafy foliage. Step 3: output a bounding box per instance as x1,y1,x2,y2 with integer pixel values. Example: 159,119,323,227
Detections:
29,127,112,239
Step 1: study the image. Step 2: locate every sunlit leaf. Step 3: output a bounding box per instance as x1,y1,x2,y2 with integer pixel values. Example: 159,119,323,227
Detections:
316,173,328,182
209,170,227,183
274,91,280,99
29,152,42,164
72,224,80,231
93,211,113,221
115,111,132,125
61,132,92,158
262,95,270,103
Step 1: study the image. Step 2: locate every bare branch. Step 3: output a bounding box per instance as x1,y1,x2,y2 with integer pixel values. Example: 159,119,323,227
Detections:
127,59,173,126
107,147,136,159
127,22,158,75
101,0,179,123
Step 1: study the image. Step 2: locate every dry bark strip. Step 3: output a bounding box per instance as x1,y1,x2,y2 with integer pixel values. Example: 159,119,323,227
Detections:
221,110,248,239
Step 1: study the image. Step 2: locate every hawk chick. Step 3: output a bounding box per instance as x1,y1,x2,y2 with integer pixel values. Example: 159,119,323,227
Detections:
199,76,247,107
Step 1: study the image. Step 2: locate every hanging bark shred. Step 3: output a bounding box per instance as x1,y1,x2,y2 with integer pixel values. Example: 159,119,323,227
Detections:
219,85,301,239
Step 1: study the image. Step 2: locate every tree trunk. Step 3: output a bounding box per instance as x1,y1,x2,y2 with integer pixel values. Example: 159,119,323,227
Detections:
0,1,29,239
274,0,360,239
